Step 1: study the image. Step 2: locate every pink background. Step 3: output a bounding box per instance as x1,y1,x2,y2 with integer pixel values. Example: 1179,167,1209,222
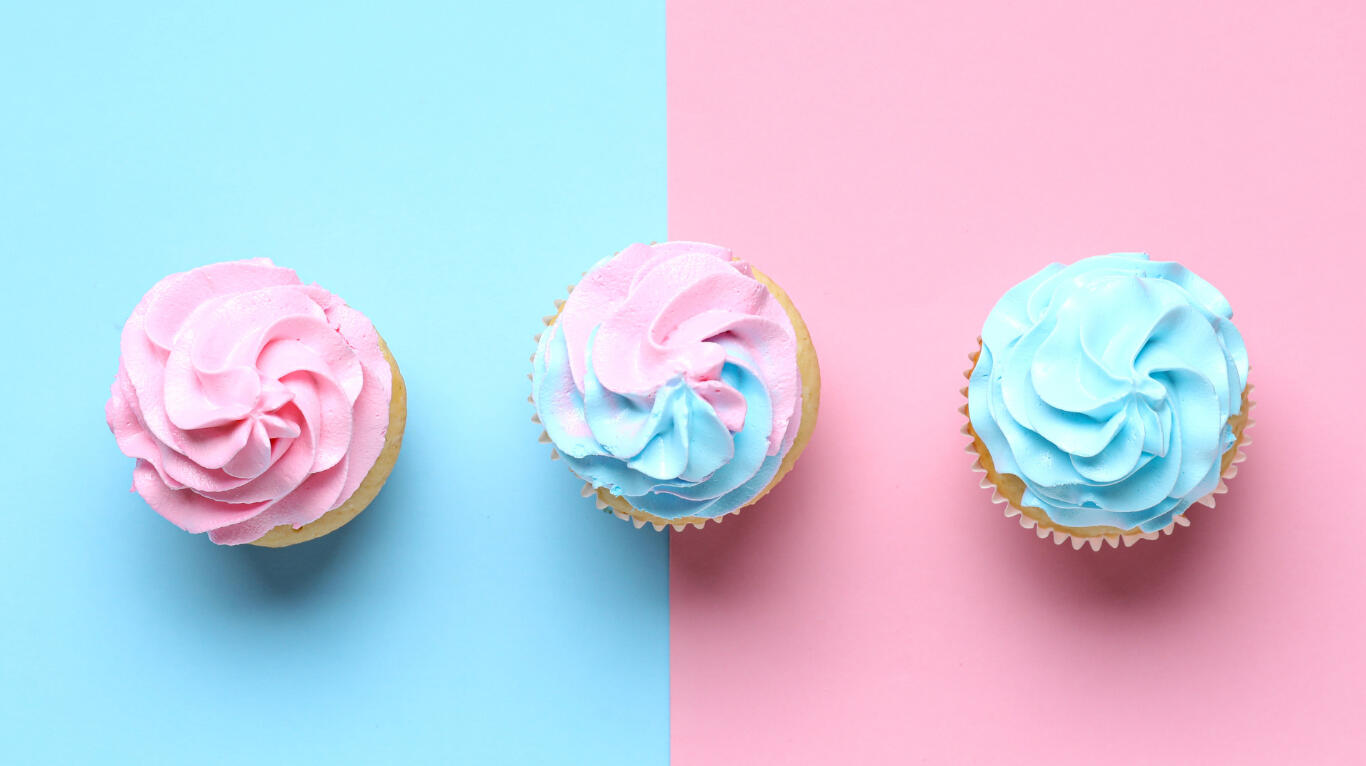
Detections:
669,1,1366,763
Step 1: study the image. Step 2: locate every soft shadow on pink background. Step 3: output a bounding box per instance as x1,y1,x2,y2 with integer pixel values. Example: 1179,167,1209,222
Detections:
669,2,1365,763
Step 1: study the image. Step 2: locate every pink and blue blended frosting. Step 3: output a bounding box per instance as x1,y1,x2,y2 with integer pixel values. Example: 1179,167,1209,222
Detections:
106,259,393,545
968,253,1249,533
533,242,804,520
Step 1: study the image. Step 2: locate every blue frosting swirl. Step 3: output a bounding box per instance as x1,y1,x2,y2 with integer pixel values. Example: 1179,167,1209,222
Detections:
535,329,785,519
968,253,1248,532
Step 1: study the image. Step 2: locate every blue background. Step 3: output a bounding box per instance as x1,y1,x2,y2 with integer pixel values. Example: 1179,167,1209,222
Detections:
0,3,667,763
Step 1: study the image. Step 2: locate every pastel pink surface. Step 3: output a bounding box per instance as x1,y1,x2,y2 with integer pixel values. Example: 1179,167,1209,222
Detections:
669,2,1366,764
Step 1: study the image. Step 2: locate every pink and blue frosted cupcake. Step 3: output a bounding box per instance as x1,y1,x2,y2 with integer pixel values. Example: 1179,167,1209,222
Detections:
964,253,1252,549
532,242,820,530
106,259,406,547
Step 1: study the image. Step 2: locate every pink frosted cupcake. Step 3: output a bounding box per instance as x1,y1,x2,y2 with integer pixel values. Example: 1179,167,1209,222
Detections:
106,259,406,547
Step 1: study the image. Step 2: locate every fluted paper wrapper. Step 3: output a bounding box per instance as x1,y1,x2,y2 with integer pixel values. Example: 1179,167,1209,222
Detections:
961,345,1254,551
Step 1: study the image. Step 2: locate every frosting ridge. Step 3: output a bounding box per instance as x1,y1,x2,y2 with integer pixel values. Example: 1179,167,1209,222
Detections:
106,259,392,544
968,253,1248,532
533,242,803,520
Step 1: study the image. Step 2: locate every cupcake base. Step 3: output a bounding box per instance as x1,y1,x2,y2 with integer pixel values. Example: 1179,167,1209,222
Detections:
961,344,1253,551
250,337,408,548
533,263,821,531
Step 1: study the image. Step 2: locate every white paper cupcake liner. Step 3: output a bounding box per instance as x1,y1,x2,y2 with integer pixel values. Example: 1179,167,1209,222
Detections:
961,348,1254,551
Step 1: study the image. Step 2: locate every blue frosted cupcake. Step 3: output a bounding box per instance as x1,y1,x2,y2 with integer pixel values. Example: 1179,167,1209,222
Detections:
963,253,1252,550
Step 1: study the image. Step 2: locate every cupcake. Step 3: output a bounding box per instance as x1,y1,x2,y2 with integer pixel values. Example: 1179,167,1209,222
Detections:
531,242,820,530
105,259,406,547
963,253,1251,550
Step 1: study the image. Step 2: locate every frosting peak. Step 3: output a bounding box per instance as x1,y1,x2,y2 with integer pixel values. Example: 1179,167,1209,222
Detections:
106,259,392,545
968,253,1248,532
533,242,803,520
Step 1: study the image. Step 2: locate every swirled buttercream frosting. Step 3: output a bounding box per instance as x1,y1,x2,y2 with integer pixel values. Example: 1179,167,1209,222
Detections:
106,259,393,545
532,242,804,520
968,253,1248,533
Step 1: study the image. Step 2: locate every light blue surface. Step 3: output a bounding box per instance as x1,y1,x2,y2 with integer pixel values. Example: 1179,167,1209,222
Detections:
0,3,667,763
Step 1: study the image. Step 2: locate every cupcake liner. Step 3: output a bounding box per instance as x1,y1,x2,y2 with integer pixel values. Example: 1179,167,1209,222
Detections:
531,282,707,533
579,481,718,532
961,345,1254,551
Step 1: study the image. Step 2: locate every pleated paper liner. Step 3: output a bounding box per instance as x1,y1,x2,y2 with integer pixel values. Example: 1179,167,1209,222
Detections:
961,343,1254,551
529,261,822,532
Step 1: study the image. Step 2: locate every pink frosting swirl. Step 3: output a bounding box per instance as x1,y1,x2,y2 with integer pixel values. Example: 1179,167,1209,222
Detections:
556,242,801,454
105,259,393,545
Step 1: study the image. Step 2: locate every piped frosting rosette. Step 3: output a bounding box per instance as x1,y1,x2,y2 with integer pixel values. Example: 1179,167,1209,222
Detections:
532,242,807,527
966,253,1251,547
106,259,394,545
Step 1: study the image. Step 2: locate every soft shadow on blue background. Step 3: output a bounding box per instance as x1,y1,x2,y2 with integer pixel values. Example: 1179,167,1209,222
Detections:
0,3,666,763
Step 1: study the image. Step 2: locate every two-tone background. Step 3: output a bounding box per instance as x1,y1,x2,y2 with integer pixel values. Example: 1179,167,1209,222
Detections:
3,2,1363,763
